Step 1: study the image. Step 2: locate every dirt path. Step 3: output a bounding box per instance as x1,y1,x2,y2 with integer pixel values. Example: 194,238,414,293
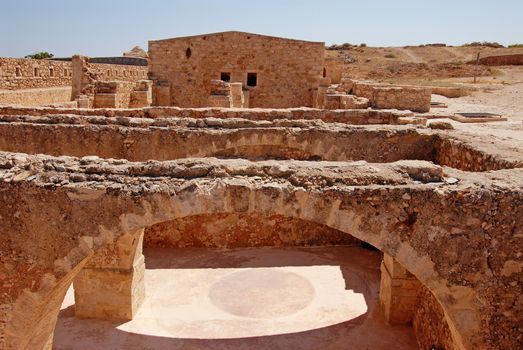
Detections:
397,48,424,63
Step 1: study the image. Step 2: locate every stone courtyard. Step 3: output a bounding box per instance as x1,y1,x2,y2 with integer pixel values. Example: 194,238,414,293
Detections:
0,30,522,350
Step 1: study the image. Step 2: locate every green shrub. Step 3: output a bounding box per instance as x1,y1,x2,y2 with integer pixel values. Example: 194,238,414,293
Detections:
25,52,54,59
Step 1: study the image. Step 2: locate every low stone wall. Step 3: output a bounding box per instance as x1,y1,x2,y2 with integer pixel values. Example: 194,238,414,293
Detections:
324,57,344,84
71,55,149,103
0,87,72,106
469,54,523,66
94,81,134,108
352,81,375,100
0,57,72,90
373,86,432,113
431,86,470,98
351,80,432,113
0,105,424,125
89,62,148,82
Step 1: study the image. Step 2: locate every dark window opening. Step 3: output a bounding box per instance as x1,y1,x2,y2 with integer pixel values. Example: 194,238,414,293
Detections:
220,72,231,82
49,68,54,77
247,72,257,87
15,67,22,77
186,47,192,59
323,67,327,78
33,67,39,77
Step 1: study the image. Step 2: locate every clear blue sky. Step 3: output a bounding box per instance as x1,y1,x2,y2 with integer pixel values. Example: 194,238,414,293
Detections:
1,0,522,58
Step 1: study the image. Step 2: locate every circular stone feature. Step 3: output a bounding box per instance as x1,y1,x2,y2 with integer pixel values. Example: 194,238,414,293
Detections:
208,268,315,319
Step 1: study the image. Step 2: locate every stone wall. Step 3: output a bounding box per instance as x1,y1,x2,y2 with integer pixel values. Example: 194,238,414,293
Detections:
0,87,72,106
0,105,424,126
0,113,520,173
413,285,455,350
88,61,148,82
71,55,147,101
0,57,72,90
373,86,432,113
324,57,344,84
148,31,325,108
469,54,523,66
351,80,432,113
0,152,522,349
145,213,360,248
93,81,134,108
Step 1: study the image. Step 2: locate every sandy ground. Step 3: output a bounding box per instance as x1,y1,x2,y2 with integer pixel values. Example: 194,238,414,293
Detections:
53,246,417,350
427,66,523,151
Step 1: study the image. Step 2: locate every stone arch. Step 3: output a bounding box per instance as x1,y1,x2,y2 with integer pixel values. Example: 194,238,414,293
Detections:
4,181,478,350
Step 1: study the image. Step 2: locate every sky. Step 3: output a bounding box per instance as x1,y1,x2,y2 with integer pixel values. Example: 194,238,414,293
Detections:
1,0,522,58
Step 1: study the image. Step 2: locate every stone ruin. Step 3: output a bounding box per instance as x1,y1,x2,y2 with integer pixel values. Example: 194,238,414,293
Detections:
0,32,521,350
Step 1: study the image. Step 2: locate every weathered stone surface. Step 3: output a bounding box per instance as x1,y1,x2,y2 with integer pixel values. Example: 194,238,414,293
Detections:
149,31,325,108
0,148,521,350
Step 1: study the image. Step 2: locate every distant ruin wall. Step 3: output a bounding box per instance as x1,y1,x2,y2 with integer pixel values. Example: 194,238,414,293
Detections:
88,62,148,82
469,54,523,66
0,58,72,90
71,55,149,101
351,80,432,113
0,87,72,106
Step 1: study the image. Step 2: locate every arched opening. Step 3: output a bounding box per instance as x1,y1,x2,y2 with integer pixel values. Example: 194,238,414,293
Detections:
323,67,327,78
51,211,452,349
1,182,470,350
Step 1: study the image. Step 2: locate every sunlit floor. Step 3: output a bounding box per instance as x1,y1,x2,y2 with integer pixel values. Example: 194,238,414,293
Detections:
54,246,418,350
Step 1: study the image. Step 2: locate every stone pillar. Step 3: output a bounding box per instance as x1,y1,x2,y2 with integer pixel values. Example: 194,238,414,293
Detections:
230,82,244,108
380,253,421,324
71,55,85,100
129,80,153,108
73,229,145,320
152,81,171,106
209,79,232,107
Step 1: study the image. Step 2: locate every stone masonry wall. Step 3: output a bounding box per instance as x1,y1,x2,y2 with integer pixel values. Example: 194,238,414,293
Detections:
148,31,325,108
413,285,455,350
0,87,72,106
0,58,72,90
89,62,148,82
373,86,432,113
145,213,360,248
351,80,432,113
71,55,149,105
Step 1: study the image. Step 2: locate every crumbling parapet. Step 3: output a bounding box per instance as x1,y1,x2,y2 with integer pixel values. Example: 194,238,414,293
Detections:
93,80,134,108
380,253,422,324
74,229,145,320
71,55,97,102
341,78,432,113
129,80,153,108
209,79,233,107
324,92,370,109
230,82,245,108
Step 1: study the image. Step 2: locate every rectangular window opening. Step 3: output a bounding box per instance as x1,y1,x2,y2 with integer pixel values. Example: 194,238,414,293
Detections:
247,72,257,87
220,72,231,82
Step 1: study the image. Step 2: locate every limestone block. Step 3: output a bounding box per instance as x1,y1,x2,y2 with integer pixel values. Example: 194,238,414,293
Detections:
380,254,422,325
93,93,117,108
74,229,145,320
130,90,152,108
74,256,145,320
373,86,432,113
153,82,171,106
209,95,232,108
